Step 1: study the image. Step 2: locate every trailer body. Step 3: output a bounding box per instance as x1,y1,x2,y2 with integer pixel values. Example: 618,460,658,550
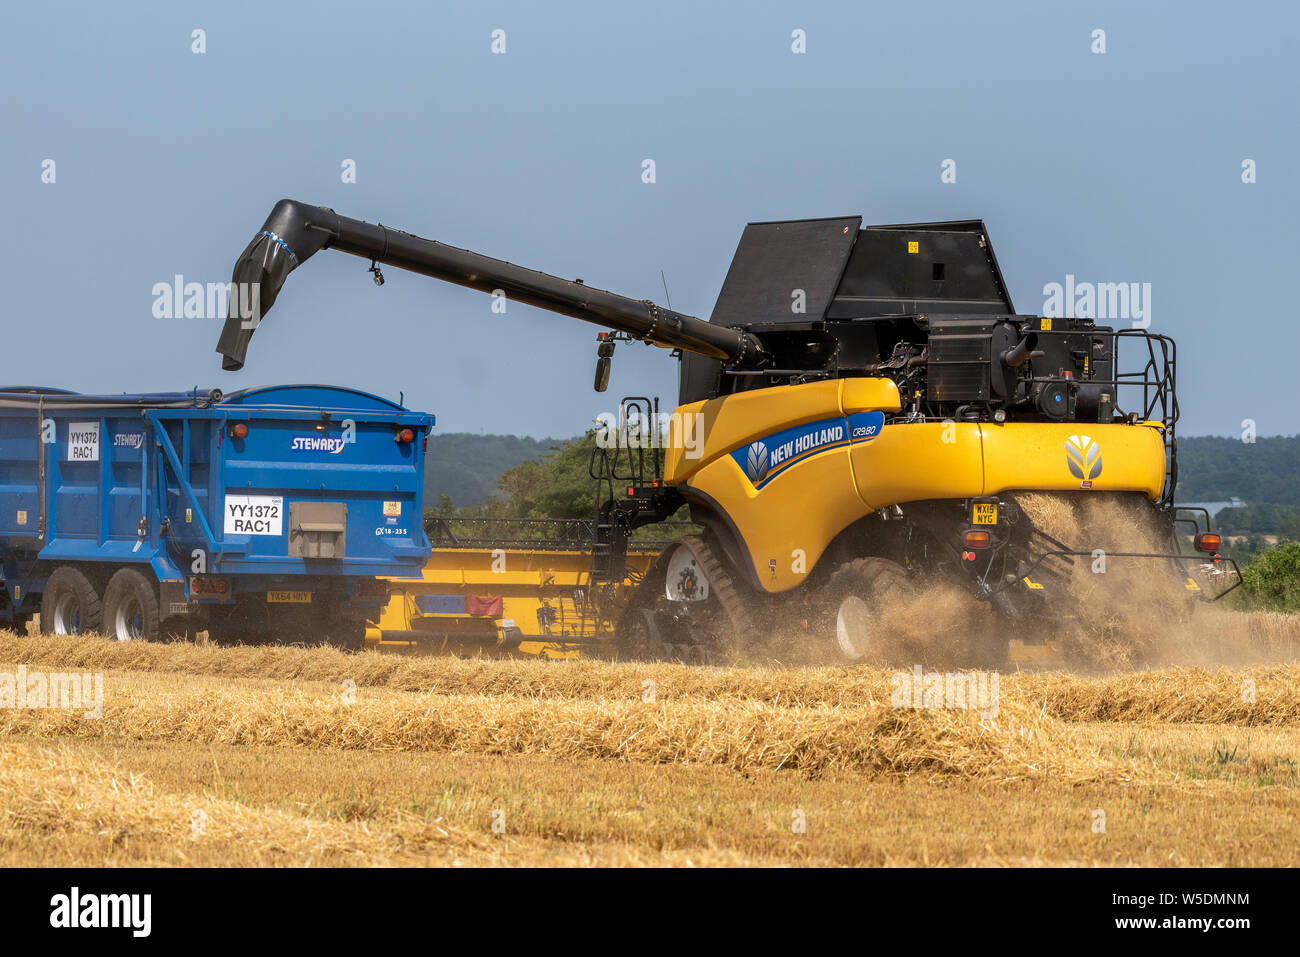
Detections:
0,384,433,643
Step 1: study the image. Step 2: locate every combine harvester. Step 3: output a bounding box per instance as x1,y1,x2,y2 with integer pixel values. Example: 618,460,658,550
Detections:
217,201,1237,664
0,385,432,645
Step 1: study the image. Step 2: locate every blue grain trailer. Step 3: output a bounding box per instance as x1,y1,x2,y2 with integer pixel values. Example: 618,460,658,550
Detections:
0,384,433,646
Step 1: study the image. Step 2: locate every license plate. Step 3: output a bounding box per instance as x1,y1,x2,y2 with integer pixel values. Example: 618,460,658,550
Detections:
972,503,998,525
267,590,312,604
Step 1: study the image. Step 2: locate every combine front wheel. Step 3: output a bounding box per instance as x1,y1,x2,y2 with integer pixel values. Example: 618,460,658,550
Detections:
618,535,755,664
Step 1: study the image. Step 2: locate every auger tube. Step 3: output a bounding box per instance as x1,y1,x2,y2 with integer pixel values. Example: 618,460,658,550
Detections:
216,199,770,371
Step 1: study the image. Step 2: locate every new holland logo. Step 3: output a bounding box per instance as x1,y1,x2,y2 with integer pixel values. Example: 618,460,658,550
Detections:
744,441,769,484
1065,434,1103,484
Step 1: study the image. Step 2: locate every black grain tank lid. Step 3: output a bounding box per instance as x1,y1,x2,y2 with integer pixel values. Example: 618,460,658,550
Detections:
709,217,1014,328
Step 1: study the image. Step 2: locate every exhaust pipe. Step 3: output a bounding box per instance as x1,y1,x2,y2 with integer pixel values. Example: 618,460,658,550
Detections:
1000,332,1040,369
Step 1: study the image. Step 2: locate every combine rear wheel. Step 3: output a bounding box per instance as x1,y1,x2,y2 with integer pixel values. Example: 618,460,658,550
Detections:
822,558,912,665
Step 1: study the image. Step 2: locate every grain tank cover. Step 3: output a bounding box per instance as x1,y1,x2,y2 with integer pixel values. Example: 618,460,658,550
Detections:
709,216,862,328
829,220,1014,319
709,218,1015,328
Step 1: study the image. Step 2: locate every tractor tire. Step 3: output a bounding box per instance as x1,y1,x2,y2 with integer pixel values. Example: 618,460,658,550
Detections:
102,568,160,642
822,557,912,665
40,566,104,636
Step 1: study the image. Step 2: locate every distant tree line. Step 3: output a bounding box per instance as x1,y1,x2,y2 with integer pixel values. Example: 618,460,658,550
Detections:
1175,435,1300,505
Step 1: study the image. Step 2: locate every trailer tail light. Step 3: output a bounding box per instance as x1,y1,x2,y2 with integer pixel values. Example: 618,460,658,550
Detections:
395,428,415,443
229,422,248,440
190,576,231,597
1194,533,1222,553
963,530,991,549
356,580,389,599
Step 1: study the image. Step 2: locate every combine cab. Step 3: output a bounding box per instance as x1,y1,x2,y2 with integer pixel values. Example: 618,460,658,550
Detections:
217,201,1238,664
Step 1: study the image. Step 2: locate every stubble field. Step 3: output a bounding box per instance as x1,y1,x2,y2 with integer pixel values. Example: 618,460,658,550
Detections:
2,613,1298,867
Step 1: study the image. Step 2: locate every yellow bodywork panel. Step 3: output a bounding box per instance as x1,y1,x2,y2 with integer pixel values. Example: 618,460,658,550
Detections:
981,421,1166,499
661,380,1169,593
682,442,869,594
850,422,984,509
665,378,901,485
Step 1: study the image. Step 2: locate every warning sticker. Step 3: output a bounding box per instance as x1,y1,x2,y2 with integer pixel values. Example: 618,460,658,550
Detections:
907,241,919,254
382,500,401,517
67,422,100,462
223,495,284,536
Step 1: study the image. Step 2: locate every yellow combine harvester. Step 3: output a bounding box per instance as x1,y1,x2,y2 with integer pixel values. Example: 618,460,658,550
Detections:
218,201,1238,665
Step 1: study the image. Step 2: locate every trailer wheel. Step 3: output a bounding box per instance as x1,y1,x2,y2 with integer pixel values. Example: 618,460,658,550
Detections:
40,566,104,636
103,569,160,642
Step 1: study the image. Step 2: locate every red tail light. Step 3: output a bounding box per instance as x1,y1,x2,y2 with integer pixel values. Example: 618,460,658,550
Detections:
229,422,248,440
190,576,230,596
1194,532,1222,553
395,428,415,443
964,530,991,549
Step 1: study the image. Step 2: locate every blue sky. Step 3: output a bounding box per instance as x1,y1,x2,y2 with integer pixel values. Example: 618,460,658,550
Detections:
1,0,1295,437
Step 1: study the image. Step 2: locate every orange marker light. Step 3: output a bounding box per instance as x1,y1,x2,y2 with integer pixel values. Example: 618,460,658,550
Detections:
1194,532,1222,553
